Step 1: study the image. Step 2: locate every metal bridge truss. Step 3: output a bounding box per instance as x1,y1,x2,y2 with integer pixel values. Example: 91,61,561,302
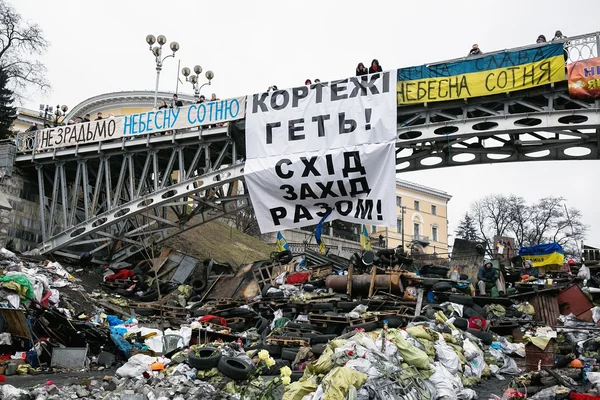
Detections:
32,126,249,263
395,83,600,172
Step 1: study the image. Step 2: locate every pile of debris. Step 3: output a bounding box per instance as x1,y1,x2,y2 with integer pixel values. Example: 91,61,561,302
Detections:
0,246,598,399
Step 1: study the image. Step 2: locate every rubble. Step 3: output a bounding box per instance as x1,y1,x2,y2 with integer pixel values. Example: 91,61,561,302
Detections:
0,245,597,399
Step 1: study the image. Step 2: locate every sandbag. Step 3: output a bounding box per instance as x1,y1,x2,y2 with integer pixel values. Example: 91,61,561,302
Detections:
389,329,430,370
282,379,318,400
434,341,461,375
320,367,367,400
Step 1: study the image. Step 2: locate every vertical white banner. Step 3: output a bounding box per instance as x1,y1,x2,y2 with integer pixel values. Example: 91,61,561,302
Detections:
244,72,397,233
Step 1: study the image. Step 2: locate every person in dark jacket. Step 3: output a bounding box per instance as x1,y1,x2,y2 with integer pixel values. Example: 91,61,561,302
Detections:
520,260,539,280
468,44,482,56
368,59,382,74
477,260,505,295
356,62,368,76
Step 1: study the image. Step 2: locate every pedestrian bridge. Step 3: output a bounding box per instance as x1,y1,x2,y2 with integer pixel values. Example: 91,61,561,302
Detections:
13,31,600,262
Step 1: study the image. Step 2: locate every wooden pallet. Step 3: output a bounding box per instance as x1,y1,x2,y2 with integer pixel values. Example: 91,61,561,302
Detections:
267,336,309,347
308,313,378,326
281,327,320,335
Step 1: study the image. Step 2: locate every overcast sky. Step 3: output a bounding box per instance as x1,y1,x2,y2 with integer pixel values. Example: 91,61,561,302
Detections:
14,0,600,249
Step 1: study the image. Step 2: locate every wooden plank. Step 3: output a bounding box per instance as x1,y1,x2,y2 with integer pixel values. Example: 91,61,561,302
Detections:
415,288,424,317
368,267,377,298
347,264,353,297
0,309,29,338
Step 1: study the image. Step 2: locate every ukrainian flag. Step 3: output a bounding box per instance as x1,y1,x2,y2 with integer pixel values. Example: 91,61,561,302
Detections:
519,242,565,269
397,43,565,105
275,232,290,253
315,210,332,254
360,225,372,251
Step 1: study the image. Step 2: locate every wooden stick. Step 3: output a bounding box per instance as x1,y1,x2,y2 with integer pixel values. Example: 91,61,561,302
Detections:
200,273,224,303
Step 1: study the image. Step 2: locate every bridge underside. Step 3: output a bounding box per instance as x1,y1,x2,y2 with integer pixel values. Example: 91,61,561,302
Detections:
21,125,249,263
395,83,600,172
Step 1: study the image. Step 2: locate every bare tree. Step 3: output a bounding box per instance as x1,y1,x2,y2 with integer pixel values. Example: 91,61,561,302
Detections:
470,194,587,258
0,0,49,100
223,205,263,238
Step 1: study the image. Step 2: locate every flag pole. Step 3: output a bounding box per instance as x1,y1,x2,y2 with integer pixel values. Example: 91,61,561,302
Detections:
175,59,181,95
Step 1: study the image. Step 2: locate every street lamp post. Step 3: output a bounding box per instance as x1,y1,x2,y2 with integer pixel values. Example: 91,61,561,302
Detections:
53,105,68,126
181,65,214,101
146,34,180,109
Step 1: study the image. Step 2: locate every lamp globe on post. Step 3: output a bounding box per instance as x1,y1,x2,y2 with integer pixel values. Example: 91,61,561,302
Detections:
147,34,180,109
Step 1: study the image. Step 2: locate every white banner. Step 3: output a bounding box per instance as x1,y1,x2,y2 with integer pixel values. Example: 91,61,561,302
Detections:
244,71,398,233
33,97,246,150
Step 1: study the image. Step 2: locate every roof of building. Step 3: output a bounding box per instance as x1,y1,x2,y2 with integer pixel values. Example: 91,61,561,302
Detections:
396,179,452,201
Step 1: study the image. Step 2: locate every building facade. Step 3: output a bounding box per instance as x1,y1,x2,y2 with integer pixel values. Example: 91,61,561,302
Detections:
371,180,452,256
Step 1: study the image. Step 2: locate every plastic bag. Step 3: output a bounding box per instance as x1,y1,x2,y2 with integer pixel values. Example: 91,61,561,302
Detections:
516,302,535,316
499,355,520,375
428,362,463,399
587,371,600,391
529,385,569,399
116,354,156,378
463,339,480,361
434,341,460,375
347,304,368,319
578,264,591,279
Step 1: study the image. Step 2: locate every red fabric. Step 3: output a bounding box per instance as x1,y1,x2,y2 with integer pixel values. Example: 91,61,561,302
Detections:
468,316,487,330
286,272,310,285
40,291,52,307
105,269,134,282
570,393,600,400
198,315,227,326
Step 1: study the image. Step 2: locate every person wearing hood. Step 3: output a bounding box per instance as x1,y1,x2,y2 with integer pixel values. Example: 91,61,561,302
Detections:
520,260,539,280
477,260,504,296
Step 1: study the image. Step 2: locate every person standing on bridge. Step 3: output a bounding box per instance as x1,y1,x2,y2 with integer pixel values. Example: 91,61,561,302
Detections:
96,112,103,120
468,44,482,56
368,59,382,74
356,63,368,76
536,34,547,44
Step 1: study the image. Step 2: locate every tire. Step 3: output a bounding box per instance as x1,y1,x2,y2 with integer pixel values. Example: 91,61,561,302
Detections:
467,329,493,345
343,322,377,333
136,290,158,302
281,348,300,361
423,279,437,289
191,278,206,293
286,322,318,331
187,347,222,370
425,308,438,320
263,344,282,358
471,304,486,318
191,309,207,317
337,301,361,312
448,294,474,307
261,359,291,376
291,370,304,382
432,282,453,292
460,274,469,281
255,317,269,334
310,303,334,311
134,308,156,316
228,307,254,318
228,322,246,332
303,334,337,344
312,343,326,355
275,250,293,264
303,284,314,293
463,307,479,319
453,317,469,331
413,316,429,323
384,316,405,329
261,284,272,297
218,357,254,381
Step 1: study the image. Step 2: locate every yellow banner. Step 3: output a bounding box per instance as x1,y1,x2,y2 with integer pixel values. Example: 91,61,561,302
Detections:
521,251,565,268
397,55,565,104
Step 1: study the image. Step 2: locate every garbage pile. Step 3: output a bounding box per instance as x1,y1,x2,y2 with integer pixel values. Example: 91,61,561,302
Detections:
0,246,599,399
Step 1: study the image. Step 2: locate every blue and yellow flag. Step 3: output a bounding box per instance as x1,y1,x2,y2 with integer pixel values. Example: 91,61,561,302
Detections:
315,210,332,254
360,225,372,251
275,232,290,252
519,242,565,268
397,43,565,104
